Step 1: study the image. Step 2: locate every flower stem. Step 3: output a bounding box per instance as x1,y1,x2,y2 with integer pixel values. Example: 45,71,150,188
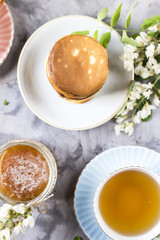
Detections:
131,97,145,119
153,75,160,88
114,29,147,33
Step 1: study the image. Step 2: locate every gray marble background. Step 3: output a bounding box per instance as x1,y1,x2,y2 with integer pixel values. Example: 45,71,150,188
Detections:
0,0,160,239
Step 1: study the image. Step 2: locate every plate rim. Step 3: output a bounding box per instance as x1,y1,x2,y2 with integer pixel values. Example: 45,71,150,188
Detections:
17,15,133,131
0,3,14,66
73,145,160,240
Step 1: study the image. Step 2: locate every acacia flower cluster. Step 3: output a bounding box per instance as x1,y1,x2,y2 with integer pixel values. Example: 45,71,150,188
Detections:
115,21,160,136
135,33,160,78
0,203,35,240
114,81,160,136
122,23,160,78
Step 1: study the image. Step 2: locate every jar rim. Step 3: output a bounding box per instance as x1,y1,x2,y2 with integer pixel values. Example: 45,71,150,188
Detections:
0,139,57,205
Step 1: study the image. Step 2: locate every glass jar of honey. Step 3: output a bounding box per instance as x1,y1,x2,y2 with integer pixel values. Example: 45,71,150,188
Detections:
0,139,57,205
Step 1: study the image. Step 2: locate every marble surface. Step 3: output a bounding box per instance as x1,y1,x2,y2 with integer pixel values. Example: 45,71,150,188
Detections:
0,0,160,239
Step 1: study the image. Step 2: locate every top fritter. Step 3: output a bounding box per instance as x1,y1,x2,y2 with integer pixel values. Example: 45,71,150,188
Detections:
46,35,109,103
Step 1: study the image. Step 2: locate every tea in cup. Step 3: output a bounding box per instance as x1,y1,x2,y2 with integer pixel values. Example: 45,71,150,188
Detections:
94,167,160,240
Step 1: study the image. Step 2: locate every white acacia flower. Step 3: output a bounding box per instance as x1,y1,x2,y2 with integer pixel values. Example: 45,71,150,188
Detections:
126,101,134,110
133,111,141,124
124,122,134,136
152,63,160,75
124,44,137,54
133,85,142,93
149,57,158,65
129,96,135,101
147,104,156,111
119,108,129,116
123,52,139,62
123,47,139,60
135,36,143,45
121,44,139,71
130,82,153,100
114,124,125,136
115,116,126,124
134,64,144,76
135,65,152,79
145,44,155,58
148,25,157,32
23,215,35,228
124,60,134,71
136,32,149,46
142,89,152,99
140,67,151,79
14,222,26,235
142,82,153,89
0,204,12,222
146,59,153,70
140,103,156,119
140,32,150,45
130,91,141,100
153,94,160,106
0,228,11,240
140,108,149,119
148,23,159,32
134,81,142,87
13,204,26,215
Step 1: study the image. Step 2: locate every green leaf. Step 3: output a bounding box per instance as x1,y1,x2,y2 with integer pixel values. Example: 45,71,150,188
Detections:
125,0,137,29
130,33,139,39
97,7,108,22
71,30,89,36
111,3,122,27
73,237,83,240
3,99,10,106
136,98,151,113
128,80,135,94
154,79,160,89
134,74,153,81
147,31,160,38
155,89,160,99
155,54,160,63
141,15,160,30
100,32,111,48
136,98,147,112
125,15,131,30
120,30,140,47
94,29,98,40
141,99,152,122
135,98,152,122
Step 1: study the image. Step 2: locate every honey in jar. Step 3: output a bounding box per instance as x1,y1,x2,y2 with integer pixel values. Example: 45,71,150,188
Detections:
0,145,50,201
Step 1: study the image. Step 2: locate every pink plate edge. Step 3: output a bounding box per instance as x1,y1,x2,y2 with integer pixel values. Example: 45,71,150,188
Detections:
0,2,14,65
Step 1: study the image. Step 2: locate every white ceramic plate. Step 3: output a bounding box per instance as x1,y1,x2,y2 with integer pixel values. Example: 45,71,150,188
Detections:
0,3,14,65
17,15,132,130
74,146,160,240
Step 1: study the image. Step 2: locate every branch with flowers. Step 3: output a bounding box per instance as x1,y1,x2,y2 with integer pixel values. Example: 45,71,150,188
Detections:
0,203,35,240
105,1,160,136
72,1,160,136
115,20,160,136
98,2,160,136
